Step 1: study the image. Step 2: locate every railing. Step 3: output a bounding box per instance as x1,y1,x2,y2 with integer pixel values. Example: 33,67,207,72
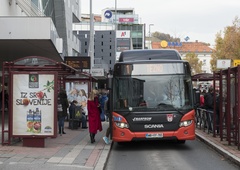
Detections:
16,0,45,16
195,107,239,149
195,108,213,134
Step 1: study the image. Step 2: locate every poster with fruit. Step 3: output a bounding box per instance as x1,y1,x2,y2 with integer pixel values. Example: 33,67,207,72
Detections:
12,73,56,136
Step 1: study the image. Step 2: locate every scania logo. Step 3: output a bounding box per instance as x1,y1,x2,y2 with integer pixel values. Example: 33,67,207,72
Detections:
144,124,164,128
132,117,152,121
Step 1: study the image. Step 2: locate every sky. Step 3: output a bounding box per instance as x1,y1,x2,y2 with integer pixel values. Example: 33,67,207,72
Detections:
81,0,240,46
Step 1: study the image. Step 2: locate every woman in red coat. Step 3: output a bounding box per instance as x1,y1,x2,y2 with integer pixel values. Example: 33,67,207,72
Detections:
87,89,102,143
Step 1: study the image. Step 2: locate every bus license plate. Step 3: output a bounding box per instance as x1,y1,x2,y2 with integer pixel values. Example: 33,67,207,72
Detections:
146,133,163,138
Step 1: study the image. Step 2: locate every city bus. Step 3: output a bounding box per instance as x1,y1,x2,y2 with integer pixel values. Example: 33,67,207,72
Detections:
108,49,195,144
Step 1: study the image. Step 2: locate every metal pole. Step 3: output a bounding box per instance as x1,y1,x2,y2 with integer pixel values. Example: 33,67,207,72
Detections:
148,24,154,49
90,0,94,71
115,0,117,25
115,0,117,61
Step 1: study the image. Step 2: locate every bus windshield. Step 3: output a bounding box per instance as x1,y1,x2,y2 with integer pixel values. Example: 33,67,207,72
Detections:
113,74,193,112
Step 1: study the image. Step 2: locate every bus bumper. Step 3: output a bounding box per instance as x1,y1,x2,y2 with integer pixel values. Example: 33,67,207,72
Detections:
112,124,195,142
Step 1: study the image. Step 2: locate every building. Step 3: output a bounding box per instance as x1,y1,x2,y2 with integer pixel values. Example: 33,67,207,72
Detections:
74,7,145,76
0,0,81,65
76,7,145,69
0,1,145,81
73,21,116,77
152,40,213,73
101,7,145,51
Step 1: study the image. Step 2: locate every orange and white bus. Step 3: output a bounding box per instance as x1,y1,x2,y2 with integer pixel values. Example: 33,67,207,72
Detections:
108,49,195,144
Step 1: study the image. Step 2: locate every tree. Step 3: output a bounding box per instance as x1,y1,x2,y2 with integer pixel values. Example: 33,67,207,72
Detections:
151,31,180,42
184,53,203,75
211,16,240,71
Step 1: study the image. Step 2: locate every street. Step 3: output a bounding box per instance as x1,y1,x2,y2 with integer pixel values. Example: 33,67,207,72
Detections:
105,139,239,170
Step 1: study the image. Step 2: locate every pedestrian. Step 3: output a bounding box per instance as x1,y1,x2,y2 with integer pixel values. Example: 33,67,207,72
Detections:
100,91,108,121
87,89,102,143
68,100,88,129
103,127,111,145
104,92,109,121
103,96,111,145
77,89,88,120
67,88,78,103
69,100,78,119
200,89,206,108
58,89,69,135
204,86,214,131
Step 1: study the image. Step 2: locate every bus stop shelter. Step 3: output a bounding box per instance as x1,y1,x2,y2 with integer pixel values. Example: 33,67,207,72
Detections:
193,69,240,150
1,56,78,146
214,66,240,149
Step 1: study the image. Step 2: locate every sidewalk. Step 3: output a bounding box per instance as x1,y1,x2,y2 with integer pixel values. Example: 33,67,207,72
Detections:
196,129,240,167
0,121,111,170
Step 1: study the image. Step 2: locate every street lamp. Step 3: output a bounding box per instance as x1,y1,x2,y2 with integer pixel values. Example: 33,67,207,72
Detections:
149,24,154,38
148,24,154,49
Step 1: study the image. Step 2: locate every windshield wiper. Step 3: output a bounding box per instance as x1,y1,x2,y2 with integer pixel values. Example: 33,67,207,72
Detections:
157,103,184,115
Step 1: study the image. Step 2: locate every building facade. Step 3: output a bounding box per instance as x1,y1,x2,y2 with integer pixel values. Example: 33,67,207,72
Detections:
152,40,213,73
0,0,81,63
77,7,145,69
73,22,116,76
0,1,145,79
101,7,145,51
75,29,116,73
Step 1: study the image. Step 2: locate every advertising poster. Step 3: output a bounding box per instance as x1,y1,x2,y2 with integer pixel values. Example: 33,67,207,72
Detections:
66,82,88,103
12,73,55,136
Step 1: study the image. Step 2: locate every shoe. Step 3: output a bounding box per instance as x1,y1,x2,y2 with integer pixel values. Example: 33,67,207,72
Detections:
82,127,88,129
90,133,95,143
103,136,110,144
62,132,66,134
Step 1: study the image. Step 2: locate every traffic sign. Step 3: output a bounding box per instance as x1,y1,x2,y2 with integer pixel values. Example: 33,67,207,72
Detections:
104,10,112,19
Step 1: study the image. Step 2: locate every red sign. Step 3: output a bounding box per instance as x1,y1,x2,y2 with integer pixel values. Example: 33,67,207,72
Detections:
119,18,134,23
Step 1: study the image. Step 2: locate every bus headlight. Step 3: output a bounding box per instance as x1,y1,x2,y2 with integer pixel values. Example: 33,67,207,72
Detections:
115,122,129,129
179,120,193,127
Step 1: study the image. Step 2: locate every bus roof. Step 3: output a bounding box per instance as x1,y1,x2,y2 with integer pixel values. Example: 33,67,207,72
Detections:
118,49,182,62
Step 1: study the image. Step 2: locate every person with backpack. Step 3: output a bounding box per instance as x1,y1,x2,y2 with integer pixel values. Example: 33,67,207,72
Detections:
204,86,214,131
58,89,69,135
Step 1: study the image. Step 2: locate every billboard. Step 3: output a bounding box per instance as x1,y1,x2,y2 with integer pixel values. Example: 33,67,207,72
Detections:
216,59,231,69
11,72,56,137
116,30,131,53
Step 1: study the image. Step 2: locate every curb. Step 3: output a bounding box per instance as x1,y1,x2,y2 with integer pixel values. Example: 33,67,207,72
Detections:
196,132,240,167
94,141,112,170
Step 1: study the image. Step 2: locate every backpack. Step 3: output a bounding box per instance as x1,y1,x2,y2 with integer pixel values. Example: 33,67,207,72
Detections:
204,93,214,109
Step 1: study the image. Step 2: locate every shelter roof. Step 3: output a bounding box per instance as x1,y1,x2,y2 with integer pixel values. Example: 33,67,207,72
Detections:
192,73,214,81
3,56,77,76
